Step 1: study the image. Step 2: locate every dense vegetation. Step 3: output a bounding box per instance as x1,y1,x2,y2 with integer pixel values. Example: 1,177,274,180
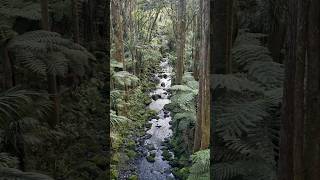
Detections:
0,0,319,180
0,0,109,179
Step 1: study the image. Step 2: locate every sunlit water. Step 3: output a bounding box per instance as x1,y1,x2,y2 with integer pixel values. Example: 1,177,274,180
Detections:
136,58,175,180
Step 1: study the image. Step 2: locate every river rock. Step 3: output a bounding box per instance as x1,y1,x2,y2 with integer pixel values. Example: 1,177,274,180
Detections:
151,94,161,101
156,124,162,128
161,82,165,87
146,144,156,151
163,74,168,79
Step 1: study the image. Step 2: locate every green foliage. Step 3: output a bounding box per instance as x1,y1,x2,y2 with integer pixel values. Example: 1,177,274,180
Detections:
212,31,282,179
8,30,95,76
0,167,54,180
188,149,209,180
112,71,139,87
110,110,131,128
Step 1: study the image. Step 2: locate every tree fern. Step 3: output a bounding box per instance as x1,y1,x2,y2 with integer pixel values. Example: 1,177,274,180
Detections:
8,30,95,76
112,71,139,87
188,149,210,180
211,74,263,93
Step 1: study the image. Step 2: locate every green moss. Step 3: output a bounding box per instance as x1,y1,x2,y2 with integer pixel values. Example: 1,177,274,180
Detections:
126,150,137,159
128,175,138,180
146,155,155,163
172,167,189,180
162,150,172,161
127,139,136,149
111,153,120,164
111,169,118,179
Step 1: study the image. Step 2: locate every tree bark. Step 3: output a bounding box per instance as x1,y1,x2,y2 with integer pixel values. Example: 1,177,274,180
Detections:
41,0,60,127
175,0,186,84
194,0,210,152
292,1,308,179
111,0,125,67
304,0,320,179
72,0,80,43
193,5,201,81
211,0,234,74
2,43,13,89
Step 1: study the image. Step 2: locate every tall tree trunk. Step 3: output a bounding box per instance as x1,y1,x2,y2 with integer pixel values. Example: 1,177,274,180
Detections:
211,0,234,74
2,43,13,89
304,0,320,179
194,0,210,152
292,1,308,179
278,0,297,178
41,0,60,127
111,0,125,67
175,0,186,84
193,0,203,152
72,0,80,43
193,7,201,81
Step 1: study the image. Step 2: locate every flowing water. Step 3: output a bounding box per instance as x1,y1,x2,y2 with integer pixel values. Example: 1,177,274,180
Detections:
136,58,175,180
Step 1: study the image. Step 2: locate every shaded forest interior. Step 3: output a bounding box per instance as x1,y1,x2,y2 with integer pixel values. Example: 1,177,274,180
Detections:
0,0,319,180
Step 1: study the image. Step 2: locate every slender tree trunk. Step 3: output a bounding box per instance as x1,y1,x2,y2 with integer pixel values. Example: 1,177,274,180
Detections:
194,0,210,152
293,1,308,179
193,0,203,152
211,0,234,74
278,0,297,178
111,0,125,67
148,8,161,42
41,0,60,127
304,0,320,179
193,7,201,81
72,0,80,43
2,44,13,89
175,0,186,84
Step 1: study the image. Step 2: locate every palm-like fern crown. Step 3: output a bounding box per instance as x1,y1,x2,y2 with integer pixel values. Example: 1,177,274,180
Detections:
7,30,95,76
188,149,210,180
112,71,139,87
205,30,283,180
0,0,41,21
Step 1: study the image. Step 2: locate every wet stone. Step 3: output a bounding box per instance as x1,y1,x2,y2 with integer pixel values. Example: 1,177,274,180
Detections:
161,82,165,87
151,94,161,101
146,144,156,151
163,74,168,79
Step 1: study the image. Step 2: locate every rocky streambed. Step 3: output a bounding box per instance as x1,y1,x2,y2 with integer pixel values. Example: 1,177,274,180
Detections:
135,58,175,180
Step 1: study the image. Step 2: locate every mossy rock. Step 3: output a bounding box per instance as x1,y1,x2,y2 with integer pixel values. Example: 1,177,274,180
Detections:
149,151,156,157
162,150,172,161
111,153,120,164
172,167,189,180
126,150,137,159
145,123,152,129
126,139,136,149
146,144,156,151
146,155,155,163
111,169,118,179
128,175,138,180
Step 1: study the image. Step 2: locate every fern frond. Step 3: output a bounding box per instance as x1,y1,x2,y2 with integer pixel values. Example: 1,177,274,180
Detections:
216,98,269,138
246,61,284,88
112,71,139,87
211,74,263,93
8,30,94,76
0,167,53,180
188,149,210,180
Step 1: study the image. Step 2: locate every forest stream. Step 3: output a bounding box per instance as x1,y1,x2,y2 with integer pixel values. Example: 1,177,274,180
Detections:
136,58,175,180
